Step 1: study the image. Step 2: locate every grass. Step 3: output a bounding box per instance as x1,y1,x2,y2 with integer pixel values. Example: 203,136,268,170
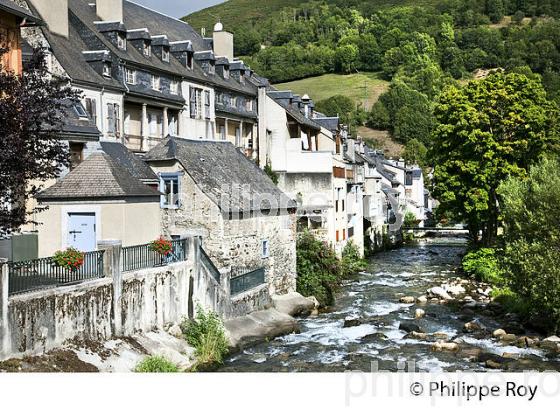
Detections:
358,126,404,158
135,356,179,373
275,72,389,110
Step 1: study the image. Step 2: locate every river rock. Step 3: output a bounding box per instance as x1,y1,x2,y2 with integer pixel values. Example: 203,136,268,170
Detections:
541,336,560,352
458,347,482,361
485,360,502,369
360,333,388,343
502,352,520,360
416,295,428,304
405,331,427,340
499,333,518,343
463,320,486,333
493,329,507,338
400,296,415,304
432,332,450,341
517,336,537,348
399,322,422,333
272,292,315,317
431,341,459,352
225,308,299,350
442,284,466,296
415,309,426,319
306,296,320,309
428,286,453,300
343,318,363,328
167,324,183,339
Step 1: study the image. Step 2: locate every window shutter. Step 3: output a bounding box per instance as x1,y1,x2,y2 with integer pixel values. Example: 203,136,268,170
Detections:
107,103,115,133
204,90,211,119
115,104,120,136
189,87,196,119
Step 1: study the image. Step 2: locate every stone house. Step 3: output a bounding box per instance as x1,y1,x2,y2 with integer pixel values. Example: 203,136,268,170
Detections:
144,137,297,296
34,152,161,257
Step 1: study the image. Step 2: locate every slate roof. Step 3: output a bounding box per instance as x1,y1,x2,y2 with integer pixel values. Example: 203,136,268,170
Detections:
268,92,321,131
60,99,100,139
37,152,159,200
0,0,41,25
144,137,297,213
314,116,339,134
100,141,158,182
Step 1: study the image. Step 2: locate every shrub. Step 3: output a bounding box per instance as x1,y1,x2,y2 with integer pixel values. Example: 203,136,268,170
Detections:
135,356,179,373
490,287,531,319
264,163,279,185
461,248,505,285
403,211,418,228
181,306,229,367
341,241,368,275
296,231,341,306
53,248,84,271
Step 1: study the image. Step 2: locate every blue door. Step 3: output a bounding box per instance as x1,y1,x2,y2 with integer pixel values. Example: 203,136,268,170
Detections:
67,213,96,252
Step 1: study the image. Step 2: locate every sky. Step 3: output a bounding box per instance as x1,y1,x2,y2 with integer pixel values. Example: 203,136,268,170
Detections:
133,0,225,18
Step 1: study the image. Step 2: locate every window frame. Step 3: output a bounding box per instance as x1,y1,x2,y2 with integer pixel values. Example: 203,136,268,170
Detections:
162,47,170,62
170,80,179,95
125,68,136,85
117,33,127,50
159,172,182,209
143,41,151,57
102,62,111,77
261,239,270,259
151,74,161,91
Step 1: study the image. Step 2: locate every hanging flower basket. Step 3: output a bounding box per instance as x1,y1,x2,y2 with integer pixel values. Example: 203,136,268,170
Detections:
149,237,173,256
53,248,85,271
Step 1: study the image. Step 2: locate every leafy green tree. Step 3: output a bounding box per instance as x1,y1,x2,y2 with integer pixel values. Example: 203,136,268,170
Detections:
315,95,354,123
234,29,261,56
334,44,359,73
394,105,433,144
367,100,391,129
430,72,559,246
499,157,560,332
403,138,428,167
486,0,505,24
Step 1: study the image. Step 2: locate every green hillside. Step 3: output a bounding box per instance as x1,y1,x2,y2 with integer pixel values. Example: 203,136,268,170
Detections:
275,72,389,110
183,0,436,33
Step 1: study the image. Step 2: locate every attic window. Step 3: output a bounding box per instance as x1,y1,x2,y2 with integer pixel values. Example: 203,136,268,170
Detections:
117,33,127,50
143,41,151,57
187,52,193,69
162,47,170,62
74,104,88,118
102,63,111,77
223,67,229,79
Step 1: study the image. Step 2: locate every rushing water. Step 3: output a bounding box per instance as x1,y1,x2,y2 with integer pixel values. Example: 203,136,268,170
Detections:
219,239,560,372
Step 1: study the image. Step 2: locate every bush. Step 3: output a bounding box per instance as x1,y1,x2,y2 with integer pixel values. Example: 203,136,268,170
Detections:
296,231,341,306
341,241,368,276
53,248,84,271
181,306,229,367
135,356,179,373
461,248,505,285
264,163,279,185
403,211,418,228
490,287,531,319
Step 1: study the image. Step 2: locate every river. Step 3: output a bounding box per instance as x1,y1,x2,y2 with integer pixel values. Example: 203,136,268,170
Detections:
219,239,560,372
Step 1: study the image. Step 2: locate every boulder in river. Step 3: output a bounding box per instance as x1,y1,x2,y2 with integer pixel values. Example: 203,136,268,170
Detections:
416,295,428,304
463,319,486,333
399,296,415,304
167,324,183,339
517,336,538,348
499,333,518,343
541,336,560,352
415,308,426,319
399,321,422,333
428,286,453,300
442,284,466,296
431,341,459,352
492,329,507,338
272,292,315,317
343,318,363,328
360,333,388,343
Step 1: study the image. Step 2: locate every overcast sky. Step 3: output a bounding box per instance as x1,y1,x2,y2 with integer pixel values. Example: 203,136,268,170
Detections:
133,0,225,18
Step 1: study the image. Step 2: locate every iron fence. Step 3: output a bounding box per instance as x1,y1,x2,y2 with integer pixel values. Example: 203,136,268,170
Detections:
7,250,105,296
121,238,188,273
199,246,221,283
230,267,265,296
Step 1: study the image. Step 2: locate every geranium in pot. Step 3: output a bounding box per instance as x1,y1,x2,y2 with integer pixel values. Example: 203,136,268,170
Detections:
149,237,173,257
53,247,85,271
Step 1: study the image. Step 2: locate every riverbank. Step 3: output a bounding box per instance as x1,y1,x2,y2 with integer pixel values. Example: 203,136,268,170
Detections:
218,239,560,372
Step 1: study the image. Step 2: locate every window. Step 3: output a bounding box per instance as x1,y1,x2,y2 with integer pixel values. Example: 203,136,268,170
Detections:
74,103,88,118
170,80,179,95
245,99,253,112
190,87,203,119
187,52,193,69
405,171,413,186
151,75,161,91
85,98,97,123
125,68,136,85
162,47,169,62
204,90,211,119
261,240,270,258
223,67,229,79
69,142,84,170
143,41,151,57
117,33,126,50
107,103,120,136
160,173,180,208
102,63,111,77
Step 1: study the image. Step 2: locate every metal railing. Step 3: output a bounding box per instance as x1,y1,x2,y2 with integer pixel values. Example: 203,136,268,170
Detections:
121,238,188,273
7,250,105,296
230,267,265,296
199,246,221,283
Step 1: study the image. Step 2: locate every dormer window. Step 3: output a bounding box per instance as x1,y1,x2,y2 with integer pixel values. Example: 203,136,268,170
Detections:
151,75,161,91
224,67,230,79
187,52,193,69
162,47,170,62
125,68,136,85
74,104,88,118
143,41,151,57
103,63,111,77
170,80,179,95
117,33,127,50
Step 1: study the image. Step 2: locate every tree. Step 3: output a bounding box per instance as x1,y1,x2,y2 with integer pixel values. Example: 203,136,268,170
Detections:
486,0,505,24
403,138,428,167
499,157,560,332
334,44,359,74
315,95,354,123
430,72,558,246
0,49,76,236
367,100,390,129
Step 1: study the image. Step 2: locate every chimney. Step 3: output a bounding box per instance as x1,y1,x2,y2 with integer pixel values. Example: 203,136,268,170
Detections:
96,0,123,22
212,21,234,61
302,94,310,118
28,0,69,38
